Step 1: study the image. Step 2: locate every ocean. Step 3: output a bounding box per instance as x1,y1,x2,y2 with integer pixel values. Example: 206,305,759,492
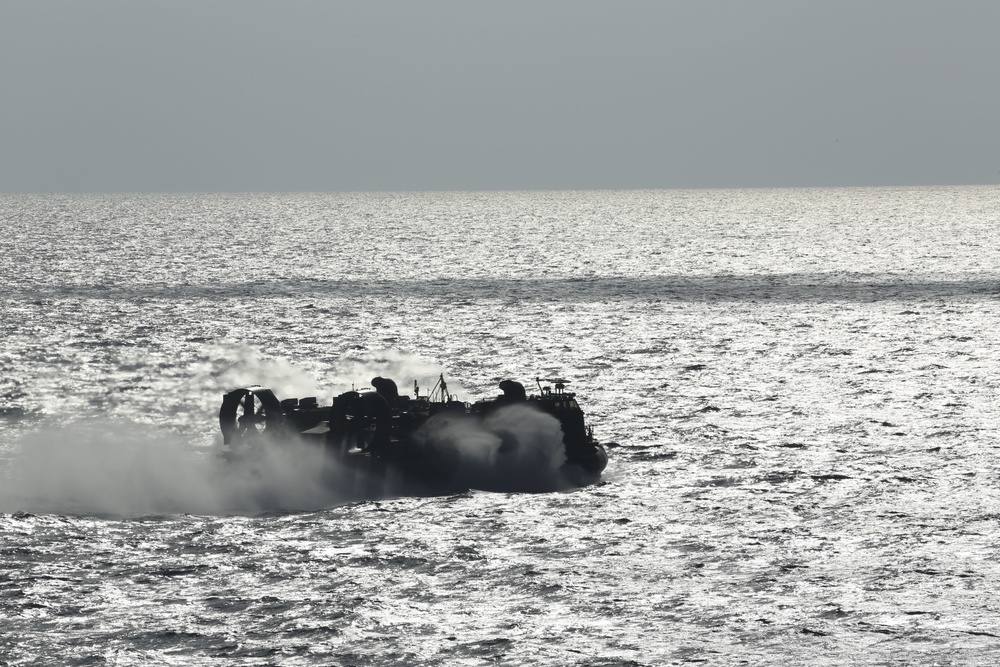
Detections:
1,186,999,665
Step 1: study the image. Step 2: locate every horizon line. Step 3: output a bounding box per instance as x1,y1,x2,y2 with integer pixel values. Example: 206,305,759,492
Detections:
2,181,998,196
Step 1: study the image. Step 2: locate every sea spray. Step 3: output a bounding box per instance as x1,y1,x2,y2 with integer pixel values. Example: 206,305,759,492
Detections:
326,349,465,399
197,343,463,404
414,403,570,492
0,346,577,515
0,421,347,516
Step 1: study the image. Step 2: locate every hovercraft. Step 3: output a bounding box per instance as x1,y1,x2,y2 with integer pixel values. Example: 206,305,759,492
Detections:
219,376,607,491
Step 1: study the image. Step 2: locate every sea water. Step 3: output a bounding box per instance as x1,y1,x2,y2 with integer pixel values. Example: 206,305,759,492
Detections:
1,187,999,665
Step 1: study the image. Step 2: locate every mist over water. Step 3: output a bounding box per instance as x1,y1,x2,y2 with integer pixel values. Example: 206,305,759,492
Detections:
3,188,1000,665
0,407,574,517
0,422,336,516
414,403,570,493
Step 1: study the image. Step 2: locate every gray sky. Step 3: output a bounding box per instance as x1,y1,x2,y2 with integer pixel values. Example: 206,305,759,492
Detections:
2,1,998,192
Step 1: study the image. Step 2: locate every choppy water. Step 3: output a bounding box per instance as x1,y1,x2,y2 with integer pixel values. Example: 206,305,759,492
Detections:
2,187,1000,665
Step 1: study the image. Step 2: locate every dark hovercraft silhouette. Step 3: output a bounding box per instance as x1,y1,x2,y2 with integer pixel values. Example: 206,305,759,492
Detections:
219,376,607,492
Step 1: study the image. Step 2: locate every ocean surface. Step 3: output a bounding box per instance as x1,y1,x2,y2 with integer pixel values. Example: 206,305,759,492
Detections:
2,186,999,665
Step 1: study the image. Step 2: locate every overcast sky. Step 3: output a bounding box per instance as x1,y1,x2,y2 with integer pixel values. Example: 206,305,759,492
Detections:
2,1,998,192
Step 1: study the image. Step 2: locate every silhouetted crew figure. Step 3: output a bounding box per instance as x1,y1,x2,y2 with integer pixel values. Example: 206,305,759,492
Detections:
497,379,527,404
371,376,400,403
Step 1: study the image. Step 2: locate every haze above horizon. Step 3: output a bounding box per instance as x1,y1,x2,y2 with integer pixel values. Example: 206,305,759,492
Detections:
2,1,998,194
